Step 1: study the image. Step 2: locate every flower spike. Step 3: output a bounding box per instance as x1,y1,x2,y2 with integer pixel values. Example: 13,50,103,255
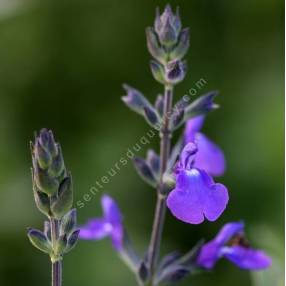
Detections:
28,129,79,286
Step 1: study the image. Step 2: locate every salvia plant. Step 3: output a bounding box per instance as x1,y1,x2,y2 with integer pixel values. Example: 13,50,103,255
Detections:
27,129,79,286
79,4,271,286
27,5,271,286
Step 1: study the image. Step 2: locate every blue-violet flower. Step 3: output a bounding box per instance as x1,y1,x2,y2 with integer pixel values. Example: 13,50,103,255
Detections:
197,222,272,270
184,115,225,177
79,195,123,250
166,143,229,224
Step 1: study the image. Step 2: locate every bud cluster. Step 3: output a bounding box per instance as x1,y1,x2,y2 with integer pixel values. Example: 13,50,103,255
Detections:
122,85,218,132
146,5,189,86
27,129,79,263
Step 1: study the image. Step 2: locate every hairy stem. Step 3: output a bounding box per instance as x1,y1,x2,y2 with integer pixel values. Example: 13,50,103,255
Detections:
50,218,62,286
148,86,173,283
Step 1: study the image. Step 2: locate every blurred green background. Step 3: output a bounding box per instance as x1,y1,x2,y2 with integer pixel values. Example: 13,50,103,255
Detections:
0,0,283,285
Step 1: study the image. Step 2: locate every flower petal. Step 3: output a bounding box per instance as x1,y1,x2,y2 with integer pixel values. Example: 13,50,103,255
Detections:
184,116,205,142
193,133,226,176
222,246,272,270
101,195,124,250
167,186,204,224
167,168,228,224
214,222,244,245
197,241,221,269
79,218,109,240
110,225,124,250
101,195,122,227
203,183,229,222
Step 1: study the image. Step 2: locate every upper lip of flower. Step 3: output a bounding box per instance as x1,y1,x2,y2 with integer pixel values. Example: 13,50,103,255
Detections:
183,116,226,177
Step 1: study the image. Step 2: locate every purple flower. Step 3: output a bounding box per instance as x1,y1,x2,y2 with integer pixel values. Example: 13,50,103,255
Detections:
184,115,225,177
197,222,272,270
167,143,229,224
79,195,123,250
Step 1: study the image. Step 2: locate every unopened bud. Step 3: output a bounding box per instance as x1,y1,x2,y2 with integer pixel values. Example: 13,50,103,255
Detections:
60,209,77,236
184,91,219,120
133,157,157,187
169,28,190,61
143,106,160,128
122,84,153,116
146,149,160,178
155,5,182,47
146,27,167,64
34,139,52,169
51,176,73,219
165,60,186,85
39,129,57,158
27,228,51,254
150,60,166,85
65,229,80,253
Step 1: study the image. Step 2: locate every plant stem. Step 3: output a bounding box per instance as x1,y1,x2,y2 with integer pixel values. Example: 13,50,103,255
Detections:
148,86,173,283
50,218,62,286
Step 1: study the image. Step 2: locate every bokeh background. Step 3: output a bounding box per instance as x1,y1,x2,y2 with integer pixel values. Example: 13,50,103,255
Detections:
0,0,284,285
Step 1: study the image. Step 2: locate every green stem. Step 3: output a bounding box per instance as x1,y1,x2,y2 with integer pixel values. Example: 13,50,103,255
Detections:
118,249,139,273
50,218,62,286
147,86,173,284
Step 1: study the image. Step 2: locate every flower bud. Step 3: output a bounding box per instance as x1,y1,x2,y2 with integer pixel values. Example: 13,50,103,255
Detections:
165,60,186,85
65,229,80,253
33,187,51,216
143,106,160,128
158,18,177,47
32,129,66,197
146,27,167,64
33,162,59,196
51,176,73,219
146,149,160,178
150,60,166,85
27,228,51,254
138,260,150,283
60,209,77,236
122,84,153,116
184,91,219,120
155,5,181,47
49,144,65,178
133,157,157,187
169,28,190,61
39,129,57,158
34,139,52,169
